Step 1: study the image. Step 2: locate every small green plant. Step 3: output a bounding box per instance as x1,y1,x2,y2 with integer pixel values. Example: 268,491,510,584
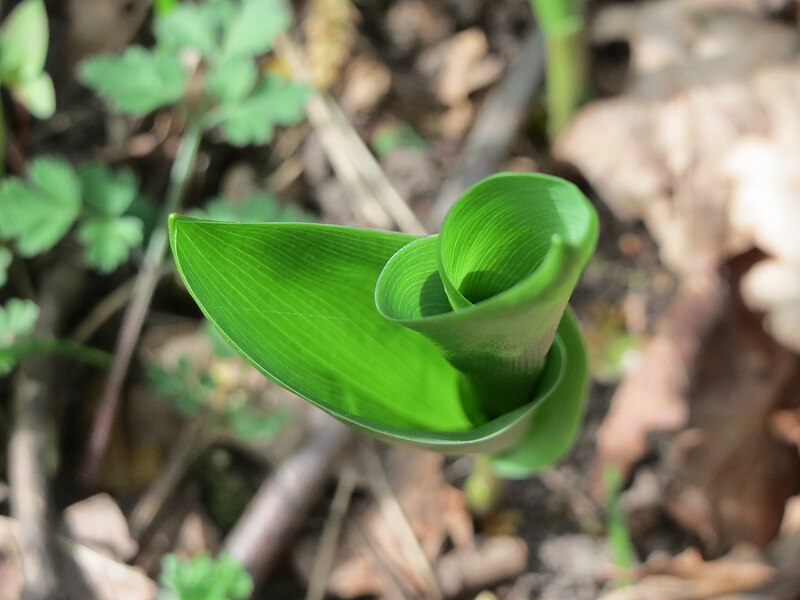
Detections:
80,0,309,147
170,173,598,477
147,354,290,441
0,0,55,120
0,157,140,374
529,0,586,137
159,552,253,600
603,465,636,586
0,157,144,272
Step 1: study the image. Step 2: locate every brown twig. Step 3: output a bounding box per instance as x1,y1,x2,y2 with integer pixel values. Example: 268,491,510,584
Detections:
428,27,545,228
128,419,216,543
304,467,357,600
82,126,202,489
9,256,86,600
358,441,444,600
222,412,352,586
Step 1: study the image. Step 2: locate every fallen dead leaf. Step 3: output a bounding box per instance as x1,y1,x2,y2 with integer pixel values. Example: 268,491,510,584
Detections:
557,0,800,352
0,517,156,600
664,301,800,551
599,546,775,600
63,493,137,561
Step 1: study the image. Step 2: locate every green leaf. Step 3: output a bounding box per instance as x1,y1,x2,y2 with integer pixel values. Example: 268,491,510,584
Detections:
78,162,138,216
0,156,81,256
170,173,598,471
78,216,143,273
220,0,290,60
159,552,253,600
155,2,219,57
205,57,257,104
191,194,312,223
79,46,188,117
213,74,310,146
11,72,55,118
0,298,38,345
0,247,11,288
0,0,48,82
0,336,111,375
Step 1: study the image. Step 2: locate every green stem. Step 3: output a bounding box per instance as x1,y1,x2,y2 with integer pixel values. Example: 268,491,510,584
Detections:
1,337,112,369
82,124,203,488
464,454,506,517
529,0,586,137
0,99,6,176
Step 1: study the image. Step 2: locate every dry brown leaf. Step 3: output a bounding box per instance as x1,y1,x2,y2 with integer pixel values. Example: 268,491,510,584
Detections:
0,517,156,600
63,493,137,561
557,0,800,350
340,56,392,114
593,269,724,493
600,546,775,600
664,304,800,551
418,28,504,108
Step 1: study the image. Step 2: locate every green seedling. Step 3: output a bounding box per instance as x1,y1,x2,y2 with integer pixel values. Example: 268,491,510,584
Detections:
80,0,309,146
147,354,290,442
370,122,426,157
0,156,144,271
529,0,586,137
0,0,55,119
603,464,636,586
159,552,253,600
170,173,598,477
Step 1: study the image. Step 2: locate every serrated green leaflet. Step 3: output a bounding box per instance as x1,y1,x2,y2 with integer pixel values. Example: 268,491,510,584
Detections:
210,74,310,146
79,46,188,117
0,0,48,82
0,247,10,287
0,156,81,256
170,173,598,474
78,216,143,273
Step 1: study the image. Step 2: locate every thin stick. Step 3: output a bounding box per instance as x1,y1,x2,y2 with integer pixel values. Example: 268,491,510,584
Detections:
358,441,444,600
305,467,357,600
9,257,86,600
277,35,426,235
128,419,216,543
222,412,352,586
70,264,173,344
429,28,544,228
82,125,203,489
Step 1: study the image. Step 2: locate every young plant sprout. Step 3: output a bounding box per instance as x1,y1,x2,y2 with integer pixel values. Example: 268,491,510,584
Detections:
169,173,598,477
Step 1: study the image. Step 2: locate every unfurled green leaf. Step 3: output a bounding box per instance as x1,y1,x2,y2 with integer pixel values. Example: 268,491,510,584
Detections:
191,195,312,223
78,216,143,273
0,0,48,82
170,174,598,475
213,74,309,145
0,157,81,256
205,58,258,104
159,552,253,600
153,0,179,17
0,296,39,373
0,247,11,288
78,162,139,216
0,298,39,345
155,1,219,57
80,46,188,116
147,356,215,416
11,72,55,118
225,404,289,440
220,0,290,60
